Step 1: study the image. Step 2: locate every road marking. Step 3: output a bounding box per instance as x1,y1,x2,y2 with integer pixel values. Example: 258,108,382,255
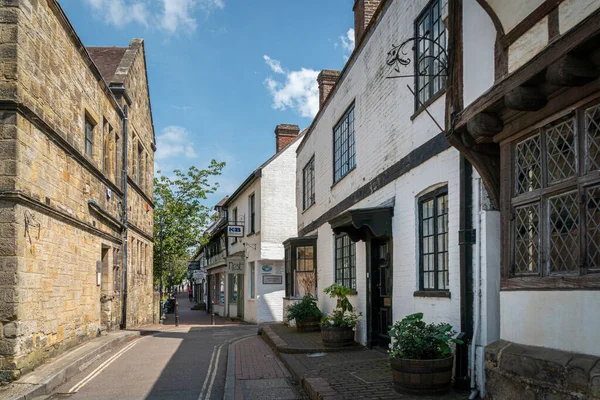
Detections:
198,344,219,399
205,344,223,399
68,337,146,393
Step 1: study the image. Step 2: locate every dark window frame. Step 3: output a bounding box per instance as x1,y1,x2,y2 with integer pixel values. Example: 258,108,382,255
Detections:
249,193,256,234
303,156,315,210
333,104,356,184
284,237,317,298
418,185,449,291
334,234,356,290
509,104,600,280
414,0,447,111
85,116,94,157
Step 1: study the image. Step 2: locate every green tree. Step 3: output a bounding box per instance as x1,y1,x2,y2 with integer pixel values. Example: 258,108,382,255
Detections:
153,160,225,293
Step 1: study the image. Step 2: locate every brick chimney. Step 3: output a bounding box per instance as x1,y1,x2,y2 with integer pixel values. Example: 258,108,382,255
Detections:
317,70,340,109
274,124,300,153
353,0,382,44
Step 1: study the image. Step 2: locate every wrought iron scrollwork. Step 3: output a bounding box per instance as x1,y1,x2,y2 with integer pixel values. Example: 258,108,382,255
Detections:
385,31,448,80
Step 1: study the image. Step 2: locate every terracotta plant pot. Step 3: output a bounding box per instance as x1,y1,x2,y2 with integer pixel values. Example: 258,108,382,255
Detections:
390,354,454,395
296,317,321,333
320,325,355,347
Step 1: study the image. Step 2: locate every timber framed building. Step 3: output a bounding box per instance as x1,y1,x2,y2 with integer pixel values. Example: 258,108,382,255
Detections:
0,0,155,381
446,0,600,398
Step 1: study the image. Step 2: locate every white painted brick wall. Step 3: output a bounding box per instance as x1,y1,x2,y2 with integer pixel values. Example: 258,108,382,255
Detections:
226,138,301,323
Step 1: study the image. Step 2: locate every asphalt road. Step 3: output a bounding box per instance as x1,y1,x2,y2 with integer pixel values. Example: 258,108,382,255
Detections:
46,299,257,400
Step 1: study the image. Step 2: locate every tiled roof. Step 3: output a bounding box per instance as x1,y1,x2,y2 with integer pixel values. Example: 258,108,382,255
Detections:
86,46,127,84
216,196,229,207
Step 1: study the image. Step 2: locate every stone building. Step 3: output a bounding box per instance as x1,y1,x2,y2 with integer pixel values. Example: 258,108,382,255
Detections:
445,0,600,398
0,0,155,381
289,0,499,394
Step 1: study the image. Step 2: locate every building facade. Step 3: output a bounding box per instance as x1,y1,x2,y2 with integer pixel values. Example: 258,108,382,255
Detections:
223,125,302,324
288,0,500,393
445,0,600,398
0,0,155,381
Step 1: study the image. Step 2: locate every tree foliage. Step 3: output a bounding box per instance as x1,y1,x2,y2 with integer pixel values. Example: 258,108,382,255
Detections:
153,160,225,290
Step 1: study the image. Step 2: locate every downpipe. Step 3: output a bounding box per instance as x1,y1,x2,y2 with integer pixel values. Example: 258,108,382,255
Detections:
120,105,129,329
470,177,482,398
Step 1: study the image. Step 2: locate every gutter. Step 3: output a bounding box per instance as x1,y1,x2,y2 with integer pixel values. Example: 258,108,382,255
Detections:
121,105,129,329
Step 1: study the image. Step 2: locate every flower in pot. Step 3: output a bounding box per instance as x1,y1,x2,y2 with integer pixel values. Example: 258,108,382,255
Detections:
388,313,463,395
285,295,322,332
320,283,362,347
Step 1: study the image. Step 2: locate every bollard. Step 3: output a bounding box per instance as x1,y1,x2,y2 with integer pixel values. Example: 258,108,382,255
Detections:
211,300,215,325
175,301,180,327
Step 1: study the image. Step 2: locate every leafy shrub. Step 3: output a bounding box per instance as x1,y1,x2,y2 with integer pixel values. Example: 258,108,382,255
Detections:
286,295,321,324
388,313,463,360
321,283,362,329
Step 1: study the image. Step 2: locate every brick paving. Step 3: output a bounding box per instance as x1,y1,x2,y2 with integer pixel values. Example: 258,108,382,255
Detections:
234,336,303,400
264,323,468,400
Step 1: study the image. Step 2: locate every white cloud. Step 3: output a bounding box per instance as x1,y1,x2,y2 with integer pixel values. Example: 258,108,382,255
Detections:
263,55,319,119
340,28,355,53
83,0,225,34
84,0,149,27
263,55,284,74
155,126,198,162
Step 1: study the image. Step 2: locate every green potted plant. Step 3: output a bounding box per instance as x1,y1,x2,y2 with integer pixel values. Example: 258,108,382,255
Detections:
285,295,322,332
388,313,463,395
320,283,362,347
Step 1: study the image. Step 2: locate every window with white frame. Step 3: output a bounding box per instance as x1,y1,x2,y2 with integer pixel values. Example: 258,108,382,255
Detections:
303,156,315,210
511,103,600,277
333,104,356,184
249,262,256,298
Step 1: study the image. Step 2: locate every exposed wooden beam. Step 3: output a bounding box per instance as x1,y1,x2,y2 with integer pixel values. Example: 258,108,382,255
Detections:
505,86,547,111
546,54,599,86
467,112,503,139
454,8,600,131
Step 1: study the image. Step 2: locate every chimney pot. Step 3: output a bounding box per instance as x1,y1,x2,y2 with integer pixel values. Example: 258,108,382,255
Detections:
274,124,300,153
353,0,382,44
317,69,340,109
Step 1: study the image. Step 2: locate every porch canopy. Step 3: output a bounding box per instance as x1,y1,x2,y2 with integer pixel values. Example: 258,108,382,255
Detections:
328,207,394,242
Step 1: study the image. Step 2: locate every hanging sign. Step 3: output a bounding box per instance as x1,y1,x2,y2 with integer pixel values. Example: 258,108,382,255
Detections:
227,225,244,237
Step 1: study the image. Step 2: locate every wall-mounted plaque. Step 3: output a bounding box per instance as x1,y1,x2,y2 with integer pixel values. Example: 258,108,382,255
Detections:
262,275,282,285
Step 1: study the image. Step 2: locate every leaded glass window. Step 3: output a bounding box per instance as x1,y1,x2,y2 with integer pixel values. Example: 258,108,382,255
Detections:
335,234,356,290
303,156,315,210
511,102,600,278
419,186,449,290
415,0,447,107
333,105,355,184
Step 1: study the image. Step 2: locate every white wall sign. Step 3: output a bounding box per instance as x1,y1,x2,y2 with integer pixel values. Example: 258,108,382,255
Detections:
227,225,244,237
262,275,282,284
228,259,245,274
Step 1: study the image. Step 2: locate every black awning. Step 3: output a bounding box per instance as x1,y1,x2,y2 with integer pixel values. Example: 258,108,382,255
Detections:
328,207,394,242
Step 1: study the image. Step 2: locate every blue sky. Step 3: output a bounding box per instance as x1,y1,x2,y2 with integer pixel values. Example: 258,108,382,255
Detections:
60,0,356,206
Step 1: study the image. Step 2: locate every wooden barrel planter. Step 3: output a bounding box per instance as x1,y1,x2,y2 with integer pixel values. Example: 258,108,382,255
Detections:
390,355,454,395
321,326,355,347
296,318,321,333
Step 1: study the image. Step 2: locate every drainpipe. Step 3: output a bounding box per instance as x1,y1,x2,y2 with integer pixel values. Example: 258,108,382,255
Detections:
470,178,482,399
456,155,474,390
121,105,129,329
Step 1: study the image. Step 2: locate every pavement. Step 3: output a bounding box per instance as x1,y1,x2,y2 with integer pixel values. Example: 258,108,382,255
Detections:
0,293,257,400
261,323,470,400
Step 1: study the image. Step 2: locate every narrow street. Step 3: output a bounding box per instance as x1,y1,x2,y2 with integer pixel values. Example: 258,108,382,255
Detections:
45,293,258,400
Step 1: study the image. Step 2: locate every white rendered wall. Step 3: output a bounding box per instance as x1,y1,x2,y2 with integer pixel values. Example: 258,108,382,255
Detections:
462,0,496,107
226,138,300,324
559,0,600,34
487,0,544,33
500,291,600,357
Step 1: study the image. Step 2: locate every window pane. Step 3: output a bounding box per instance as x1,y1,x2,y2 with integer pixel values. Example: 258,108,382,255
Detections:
514,203,541,275
515,134,542,195
548,192,580,273
587,185,600,272
586,104,600,171
546,119,577,184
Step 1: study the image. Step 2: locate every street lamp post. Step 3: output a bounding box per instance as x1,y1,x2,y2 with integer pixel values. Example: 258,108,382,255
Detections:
159,219,164,323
